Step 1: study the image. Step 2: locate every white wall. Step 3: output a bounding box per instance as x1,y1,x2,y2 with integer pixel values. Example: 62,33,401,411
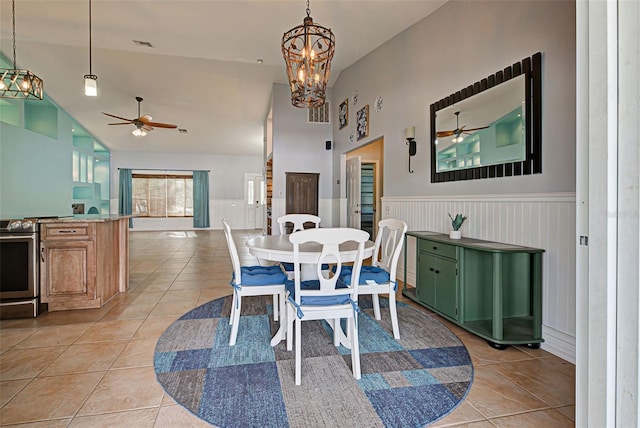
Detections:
330,0,576,197
270,83,334,223
110,150,262,230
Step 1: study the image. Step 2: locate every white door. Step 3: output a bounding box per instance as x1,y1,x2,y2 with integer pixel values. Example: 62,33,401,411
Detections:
346,156,361,229
244,173,265,229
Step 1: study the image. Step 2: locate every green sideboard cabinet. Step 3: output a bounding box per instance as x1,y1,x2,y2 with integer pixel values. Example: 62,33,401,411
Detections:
404,231,544,349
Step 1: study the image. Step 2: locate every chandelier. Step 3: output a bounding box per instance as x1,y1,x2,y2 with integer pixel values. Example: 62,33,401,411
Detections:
281,0,335,108
0,0,43,100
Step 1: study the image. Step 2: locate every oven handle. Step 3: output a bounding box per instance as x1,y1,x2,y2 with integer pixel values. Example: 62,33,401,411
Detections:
0,234,37,240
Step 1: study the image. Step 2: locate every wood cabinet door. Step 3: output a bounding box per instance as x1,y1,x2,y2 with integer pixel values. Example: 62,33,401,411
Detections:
434,256,458,320
285,172,319,216
40,240,96,303
416,252,436,307
417,251,458,320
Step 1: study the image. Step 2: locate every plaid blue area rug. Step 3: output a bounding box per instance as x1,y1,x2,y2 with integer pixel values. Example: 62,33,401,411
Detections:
154,295,473,428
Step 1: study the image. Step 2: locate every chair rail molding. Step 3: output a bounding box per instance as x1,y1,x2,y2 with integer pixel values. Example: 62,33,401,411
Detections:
382,192,576,363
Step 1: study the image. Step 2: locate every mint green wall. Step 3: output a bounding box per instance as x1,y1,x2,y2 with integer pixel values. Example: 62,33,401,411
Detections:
0,99,109,218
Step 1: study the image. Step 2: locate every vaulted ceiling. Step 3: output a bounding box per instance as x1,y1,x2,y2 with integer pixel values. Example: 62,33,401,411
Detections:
0,0,447,156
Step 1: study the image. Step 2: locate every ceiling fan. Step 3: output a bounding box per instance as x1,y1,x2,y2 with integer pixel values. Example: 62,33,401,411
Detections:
102,96,177,136
436,111,489,139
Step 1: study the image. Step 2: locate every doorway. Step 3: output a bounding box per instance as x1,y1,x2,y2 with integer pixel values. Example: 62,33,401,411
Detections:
244,173,265,230
344,137,384,239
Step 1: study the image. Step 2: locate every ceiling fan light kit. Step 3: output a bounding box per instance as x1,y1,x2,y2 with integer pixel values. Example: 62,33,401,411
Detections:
0,0,43,100
281,0,335,108
84,0,97,96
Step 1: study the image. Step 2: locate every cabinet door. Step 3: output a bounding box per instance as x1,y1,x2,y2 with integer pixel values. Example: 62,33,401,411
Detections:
416,252,436,307
434,257,458,320
41,240,96,303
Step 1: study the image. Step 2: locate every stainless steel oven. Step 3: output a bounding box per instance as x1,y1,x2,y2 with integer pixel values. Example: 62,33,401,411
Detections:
0,219,41,318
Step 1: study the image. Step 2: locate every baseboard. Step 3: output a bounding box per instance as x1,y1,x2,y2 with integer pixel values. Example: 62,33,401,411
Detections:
541,325,576,363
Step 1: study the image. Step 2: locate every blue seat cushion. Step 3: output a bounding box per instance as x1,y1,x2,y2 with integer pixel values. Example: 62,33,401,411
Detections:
285,279,350,306
338,266,390,285
232,265,286,286
281,262,330,272
241,265,283,275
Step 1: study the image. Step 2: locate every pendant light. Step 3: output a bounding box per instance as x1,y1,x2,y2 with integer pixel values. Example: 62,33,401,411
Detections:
84,0,97,96
281,0,335,108
0,0,44,100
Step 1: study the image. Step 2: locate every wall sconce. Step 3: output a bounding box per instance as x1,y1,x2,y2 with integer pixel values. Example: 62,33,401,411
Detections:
405,126,416,173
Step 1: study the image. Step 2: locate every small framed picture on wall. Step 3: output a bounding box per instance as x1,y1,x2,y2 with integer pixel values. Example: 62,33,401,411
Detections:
356,105,369,140
339,99,348,129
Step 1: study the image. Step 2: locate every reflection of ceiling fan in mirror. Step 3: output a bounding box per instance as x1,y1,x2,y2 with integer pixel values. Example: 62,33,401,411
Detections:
102,96,177,137
436,111,489,141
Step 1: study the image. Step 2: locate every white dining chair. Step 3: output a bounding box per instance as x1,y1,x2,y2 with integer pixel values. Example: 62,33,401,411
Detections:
277,214,322,279
285,227,369,385
337,219,407,339
222,219,287,346
277,213,321,235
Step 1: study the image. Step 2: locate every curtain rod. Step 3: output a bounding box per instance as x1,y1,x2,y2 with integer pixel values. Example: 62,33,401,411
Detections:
118,168,210,172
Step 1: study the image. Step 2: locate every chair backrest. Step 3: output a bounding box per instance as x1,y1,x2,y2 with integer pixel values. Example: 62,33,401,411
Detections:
372,219,408,281
222,219,242,284
277,214,321,235
289,228,369,303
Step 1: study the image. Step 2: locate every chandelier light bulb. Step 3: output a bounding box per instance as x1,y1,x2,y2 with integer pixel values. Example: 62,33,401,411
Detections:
132,128,147,137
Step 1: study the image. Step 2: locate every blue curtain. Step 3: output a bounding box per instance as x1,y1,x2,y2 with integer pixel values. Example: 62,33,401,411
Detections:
118,168,133,228
193,170,210,228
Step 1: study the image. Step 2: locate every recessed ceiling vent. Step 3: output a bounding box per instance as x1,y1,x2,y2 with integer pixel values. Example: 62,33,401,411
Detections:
178,128,188,134
133,40,154,48
308,102,330,124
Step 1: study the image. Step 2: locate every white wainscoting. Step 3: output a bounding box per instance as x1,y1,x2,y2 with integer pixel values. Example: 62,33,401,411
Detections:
381,193,576,363
111,199,247,231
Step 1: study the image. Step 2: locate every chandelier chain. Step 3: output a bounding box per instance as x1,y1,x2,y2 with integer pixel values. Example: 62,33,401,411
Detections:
11,0,17,69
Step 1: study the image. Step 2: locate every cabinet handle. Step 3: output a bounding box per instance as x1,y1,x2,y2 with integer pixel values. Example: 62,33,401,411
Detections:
59,230,76,234
433,246,438,250
435,270,440,274
429,268,434,272
40,247,45,262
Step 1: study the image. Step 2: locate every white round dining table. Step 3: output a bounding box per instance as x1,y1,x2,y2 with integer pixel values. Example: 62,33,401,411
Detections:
245,234,375,264
245,233,375,347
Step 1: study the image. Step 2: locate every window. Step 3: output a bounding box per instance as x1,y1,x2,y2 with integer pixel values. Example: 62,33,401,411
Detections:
132,174,193,217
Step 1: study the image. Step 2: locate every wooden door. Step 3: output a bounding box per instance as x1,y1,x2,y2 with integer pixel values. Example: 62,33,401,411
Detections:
285,172,319,216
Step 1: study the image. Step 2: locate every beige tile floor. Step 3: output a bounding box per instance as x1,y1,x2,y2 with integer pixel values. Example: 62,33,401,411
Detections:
0,229,575,427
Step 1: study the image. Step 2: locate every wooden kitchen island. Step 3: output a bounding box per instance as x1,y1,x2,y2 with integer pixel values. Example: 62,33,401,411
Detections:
39,215,130,311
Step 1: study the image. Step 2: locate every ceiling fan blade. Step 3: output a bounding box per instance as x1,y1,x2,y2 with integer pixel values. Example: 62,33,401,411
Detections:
102,112,133,122
436,130,456,138
142,125,154,132
108,122,133,125
146,122,177,129
138,115,177,128
462,126,490,133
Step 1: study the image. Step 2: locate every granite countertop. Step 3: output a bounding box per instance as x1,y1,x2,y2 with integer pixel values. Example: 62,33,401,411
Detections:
38,214,133,223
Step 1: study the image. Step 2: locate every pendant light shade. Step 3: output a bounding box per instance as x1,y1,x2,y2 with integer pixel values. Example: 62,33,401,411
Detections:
0,0,43,100
84,0,97,96
281,0,335,108
84,75,97,96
